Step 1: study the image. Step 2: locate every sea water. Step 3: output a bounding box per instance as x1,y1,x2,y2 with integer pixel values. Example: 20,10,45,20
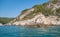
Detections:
0,25,60,37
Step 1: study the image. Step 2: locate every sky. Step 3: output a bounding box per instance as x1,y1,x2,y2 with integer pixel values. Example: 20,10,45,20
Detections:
0,0,49,18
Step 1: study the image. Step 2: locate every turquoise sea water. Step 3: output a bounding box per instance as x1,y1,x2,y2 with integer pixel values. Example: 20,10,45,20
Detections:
0,26,60,37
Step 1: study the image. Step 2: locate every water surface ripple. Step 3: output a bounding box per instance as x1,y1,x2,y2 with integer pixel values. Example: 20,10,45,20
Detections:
0,26,60,37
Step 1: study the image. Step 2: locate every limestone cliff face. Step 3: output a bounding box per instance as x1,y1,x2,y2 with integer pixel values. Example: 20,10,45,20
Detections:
17,8,34,20
47,0,60,15
12,13,60,26
9,0,60,26
0,23,2,26
9,8,34,24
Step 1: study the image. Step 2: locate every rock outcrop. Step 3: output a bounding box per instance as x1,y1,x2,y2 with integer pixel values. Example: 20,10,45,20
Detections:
12,13,60,26
8,0,60,27
0,23,2,26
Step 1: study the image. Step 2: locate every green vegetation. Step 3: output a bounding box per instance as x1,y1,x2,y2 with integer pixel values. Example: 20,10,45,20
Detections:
20,9,29,15
19,3,58,20
0,17,14,24
50,0,58,4
33,4,54,16
56,8,60,13
22,4,54,20
56,7,60,17
0,0,60,24
23,11,37,20
17,0,60,20
17,9,29,20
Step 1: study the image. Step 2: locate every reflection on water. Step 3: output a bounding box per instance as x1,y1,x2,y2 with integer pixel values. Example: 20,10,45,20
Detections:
0,26,60,37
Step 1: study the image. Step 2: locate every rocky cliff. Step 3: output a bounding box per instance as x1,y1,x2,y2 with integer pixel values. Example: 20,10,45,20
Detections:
9,0,60,27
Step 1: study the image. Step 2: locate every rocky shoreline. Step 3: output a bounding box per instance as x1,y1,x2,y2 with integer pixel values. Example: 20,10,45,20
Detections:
0,13,60,27
1,0,60,27
6,13,60,27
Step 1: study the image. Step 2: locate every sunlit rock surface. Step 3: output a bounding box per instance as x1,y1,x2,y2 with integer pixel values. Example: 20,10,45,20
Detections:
0,23,2,26
12,13,60,26
8,0,60,27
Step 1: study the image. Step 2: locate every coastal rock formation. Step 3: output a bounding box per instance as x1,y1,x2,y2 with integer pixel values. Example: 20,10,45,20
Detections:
8,0,60,27
12,13,60,26
47,16,60,25
0,23,2,26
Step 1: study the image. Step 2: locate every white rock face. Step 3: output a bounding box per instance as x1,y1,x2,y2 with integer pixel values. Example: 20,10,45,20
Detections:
10,0,60,26
0,23,2,26
47,0,60,10
19,8,34,20
47,16,60,25
12,13,60,26
31,13,51,25
13,21,25,25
